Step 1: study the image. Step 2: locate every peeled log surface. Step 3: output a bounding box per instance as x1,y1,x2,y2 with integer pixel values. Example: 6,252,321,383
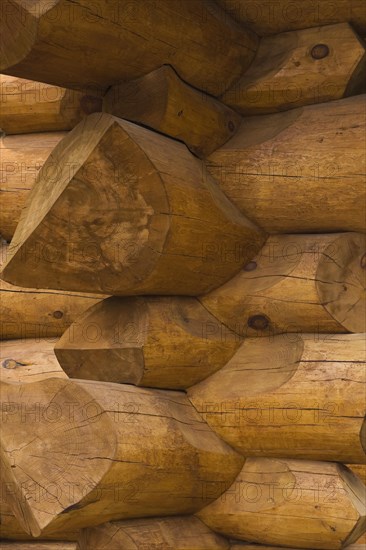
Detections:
0,338,66,383
1,113,265,296
55,296,241,389
0,378,243,537
80,516,229,550
216,0,366,36
200,233,366,337
0,243,106,340
0,132,65,241
207,95,366,233
0,74,102,135
197,458,366,549
222,23,366,114
104,66,242,158
0,0,257,97
188,333,366,463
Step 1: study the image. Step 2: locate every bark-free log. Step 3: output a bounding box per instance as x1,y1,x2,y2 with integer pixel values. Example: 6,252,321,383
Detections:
0,74,102,134
0,0,257,96
55,296,241,389
216,0,366,35
80,517,230,550
104,66,242,158
200,233,366,337
207,95,366,232
188,333,366,463
1,113,265,296
197,458,366,549
351,465,366,486
0,243,105,340
0,378,243,537
222,23,366,114
0,339,66,383
0,132,65,241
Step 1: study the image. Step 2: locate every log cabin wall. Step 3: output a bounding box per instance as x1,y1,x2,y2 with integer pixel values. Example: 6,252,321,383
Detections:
0,1,365,549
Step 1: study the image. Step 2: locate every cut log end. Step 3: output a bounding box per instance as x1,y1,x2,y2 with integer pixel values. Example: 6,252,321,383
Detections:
0,1,37,73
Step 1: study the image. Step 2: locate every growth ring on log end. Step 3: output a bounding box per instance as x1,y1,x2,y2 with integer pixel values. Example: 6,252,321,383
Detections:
0,113,265,296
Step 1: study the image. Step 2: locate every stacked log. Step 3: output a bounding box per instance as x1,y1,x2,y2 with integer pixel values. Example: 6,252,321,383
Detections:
1,3,366,549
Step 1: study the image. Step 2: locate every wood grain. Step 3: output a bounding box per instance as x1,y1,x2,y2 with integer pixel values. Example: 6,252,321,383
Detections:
1,113,265,296
0,74,102,134
197,458,366,549
200,233,366,337
1,132,65,241
207,95,366,233
0,0,257,96
188,333,366,463
222,23,366,114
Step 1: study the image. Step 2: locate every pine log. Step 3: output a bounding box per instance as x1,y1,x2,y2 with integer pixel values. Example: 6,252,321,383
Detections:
199,233,366,337
0,74,102,135
0,0,257,96
54,296,241,389
197,458,366,549
0,338,66,383
0,242,106,340
1,132,65,241
188,333,366,463
80,516,229,550
104,66,242,158
1,113,265,296
221,23,366,114
0,377,243,537
216,0,366,36
207,95,366,233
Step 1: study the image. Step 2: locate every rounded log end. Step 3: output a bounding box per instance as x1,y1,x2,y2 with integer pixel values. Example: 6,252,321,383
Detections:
317,233,366,332
0,1,39,73
339,464,366,546
0,378,116,536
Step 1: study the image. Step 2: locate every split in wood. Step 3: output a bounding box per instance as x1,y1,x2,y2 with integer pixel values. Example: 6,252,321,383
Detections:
0,377,243,537
1,113,265,296
207,95,366,233
188,333,366,463
0,0,257,96
197,458,366,549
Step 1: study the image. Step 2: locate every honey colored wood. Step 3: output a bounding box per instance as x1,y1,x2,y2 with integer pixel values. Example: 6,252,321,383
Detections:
0,338,66,383
222,23,366,114
0,543,79,549
0,0,257,96
55,296,241,389
0,500,80,541
350,465,366,486
0,242,106,340
188,333,366,463
80,516,230,550
197,458,366,549
207,95,366,233
1,113,265,296
104,66,242,158
200,233,366,337
0,74,102,135
0,377,243,537
0,132,65,241
216,0,366,36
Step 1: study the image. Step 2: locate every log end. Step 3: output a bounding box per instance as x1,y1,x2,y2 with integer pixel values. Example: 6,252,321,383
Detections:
0,1,38,74
0,378,116,536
